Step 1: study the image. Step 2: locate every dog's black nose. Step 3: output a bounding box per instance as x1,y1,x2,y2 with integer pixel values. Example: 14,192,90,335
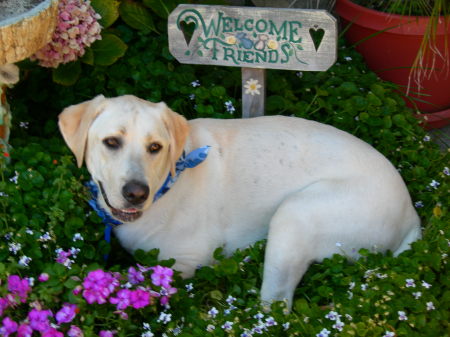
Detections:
122,180,149,205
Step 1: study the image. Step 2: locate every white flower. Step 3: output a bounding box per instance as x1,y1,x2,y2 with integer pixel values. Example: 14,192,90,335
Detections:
191,80,200,87
253,312,264,320
325,311,341,321
264,316,277,327
208,307,219,318
429,180,440,189
185,283,193,291
414,201,424,208
344,56,352,61
421,280,432,289
332,320,345,331
189,94,195,100
72,233,84,241
282,322,290,330
316,328,331,337
9,171,19,184
244,78,262,96
345,314,353,321
221,321,233,331
383,331,395,337
226,295,236,304
141,332,154,337
39,232,52,241
405,278,416,288
443,167,449,176
157,312,172,324
18,255,32,267
25,228,33,235
349,282,355,290
206,324,215,332
426,301,435,310
398,311,408,321
423,135,431,142
224,100,235,114
412,291,422,299
19,122,29,129
361,283,368,291
9,242,21,255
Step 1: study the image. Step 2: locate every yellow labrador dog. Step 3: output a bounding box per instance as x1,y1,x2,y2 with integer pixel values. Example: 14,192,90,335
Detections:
59,95,421,308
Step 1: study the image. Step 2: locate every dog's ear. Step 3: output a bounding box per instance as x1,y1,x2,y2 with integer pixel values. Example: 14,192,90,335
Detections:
58,95,106,167
163,105,190,177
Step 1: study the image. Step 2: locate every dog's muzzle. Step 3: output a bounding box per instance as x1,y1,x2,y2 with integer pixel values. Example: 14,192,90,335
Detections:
98,181,145,222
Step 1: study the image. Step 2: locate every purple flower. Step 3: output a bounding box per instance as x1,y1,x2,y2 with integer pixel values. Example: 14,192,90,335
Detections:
151,266,173,288
42,328,64,337
82,269,119,304
68,325,84,337
130,289,150,309
128,266,145,284
405,279,416,288
99,330,115,337
28,308,53,332
17,324,32,337
110,289,132,310
160,286,177,306
7,275,31,303
55,249,74,268
0,317,18,336
56,303,78,324
398,311,408,321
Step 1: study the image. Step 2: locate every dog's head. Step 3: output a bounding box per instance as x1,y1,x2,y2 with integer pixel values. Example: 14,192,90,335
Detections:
58,95,190,222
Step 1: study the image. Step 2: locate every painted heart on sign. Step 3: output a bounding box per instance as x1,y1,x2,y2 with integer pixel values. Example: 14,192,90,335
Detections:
309,25,325,51
179,20,196,47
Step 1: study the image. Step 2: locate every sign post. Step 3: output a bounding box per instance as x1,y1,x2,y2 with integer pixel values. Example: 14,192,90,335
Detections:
168,5,337,118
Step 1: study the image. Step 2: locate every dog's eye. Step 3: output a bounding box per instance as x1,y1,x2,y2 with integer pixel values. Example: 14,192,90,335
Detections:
148,143,162,154
103,137,121,149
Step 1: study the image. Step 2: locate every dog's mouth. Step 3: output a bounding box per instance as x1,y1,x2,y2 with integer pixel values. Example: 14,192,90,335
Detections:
98,181,143,222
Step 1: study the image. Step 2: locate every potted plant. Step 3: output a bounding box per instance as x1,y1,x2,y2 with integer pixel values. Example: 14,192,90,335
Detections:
335,0,450,129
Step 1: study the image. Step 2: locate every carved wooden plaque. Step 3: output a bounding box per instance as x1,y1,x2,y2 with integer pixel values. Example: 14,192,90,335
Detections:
168,4,337,71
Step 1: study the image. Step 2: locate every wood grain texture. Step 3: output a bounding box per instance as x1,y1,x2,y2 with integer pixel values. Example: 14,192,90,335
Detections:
168,4,337,71
242,68,266,118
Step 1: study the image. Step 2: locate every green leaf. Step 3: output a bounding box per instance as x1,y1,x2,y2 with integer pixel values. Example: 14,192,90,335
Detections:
80,48,94,65
119,0,156,32
143,0,177,19
219,259,238,275
211,86,226,97
91,34,128,66
52,62,82,86
91,0,120,28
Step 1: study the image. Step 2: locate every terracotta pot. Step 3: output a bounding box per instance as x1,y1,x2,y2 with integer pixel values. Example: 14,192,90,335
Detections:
335,0,450,129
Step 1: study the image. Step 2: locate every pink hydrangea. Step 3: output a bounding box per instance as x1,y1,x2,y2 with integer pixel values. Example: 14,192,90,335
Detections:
31,0,102,68
82,269,119,304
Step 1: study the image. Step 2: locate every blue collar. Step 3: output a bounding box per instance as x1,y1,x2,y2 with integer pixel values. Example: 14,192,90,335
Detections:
86,146,211,244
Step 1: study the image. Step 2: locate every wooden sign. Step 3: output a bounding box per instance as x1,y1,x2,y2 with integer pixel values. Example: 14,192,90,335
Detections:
168,4,338,117
168,5,337,71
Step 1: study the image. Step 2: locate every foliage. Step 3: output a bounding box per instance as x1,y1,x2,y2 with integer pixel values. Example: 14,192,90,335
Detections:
1,0,449,336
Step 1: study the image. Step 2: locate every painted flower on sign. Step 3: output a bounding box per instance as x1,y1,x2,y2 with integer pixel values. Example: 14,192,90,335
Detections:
226,36,237,45
244,78,262,96
267,39,279,50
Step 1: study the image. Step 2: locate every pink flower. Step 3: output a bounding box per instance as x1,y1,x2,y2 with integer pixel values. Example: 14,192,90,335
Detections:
68,325,84,337
128,266,144,284
7,275,31,303
28,308,53,332
109,289,131,310
17,324,32,337
31,0,102,68
151,266,174,288
38,273,50,282
42,328,64,337
0,317,18,336
56,303,77,324
160,285,178,306
130,289,150,309
82,269,119,304
99,330,115,337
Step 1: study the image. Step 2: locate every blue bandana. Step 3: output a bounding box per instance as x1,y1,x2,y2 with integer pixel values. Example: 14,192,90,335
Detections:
86,146,211,246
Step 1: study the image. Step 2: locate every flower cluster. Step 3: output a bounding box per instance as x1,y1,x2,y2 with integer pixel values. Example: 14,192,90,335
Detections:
0,265,176,336
31,0,102,68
